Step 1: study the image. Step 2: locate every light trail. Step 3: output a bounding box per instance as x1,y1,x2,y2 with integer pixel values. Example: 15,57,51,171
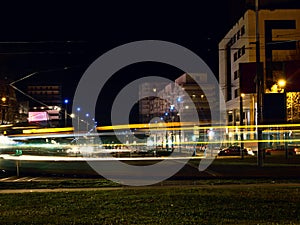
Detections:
2,123,300,154
3,122,300,135
96,122,300,131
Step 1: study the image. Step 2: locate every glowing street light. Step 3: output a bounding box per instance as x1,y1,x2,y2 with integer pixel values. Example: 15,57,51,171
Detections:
278,79,286,92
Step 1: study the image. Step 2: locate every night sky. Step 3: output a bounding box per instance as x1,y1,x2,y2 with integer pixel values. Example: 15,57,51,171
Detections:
0,1,236,79
0,0,299,125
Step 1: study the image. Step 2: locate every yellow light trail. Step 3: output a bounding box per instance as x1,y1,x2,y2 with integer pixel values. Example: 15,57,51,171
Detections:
9,122,300,134
22,127,74,134
5,122,300,147
96,122,300,131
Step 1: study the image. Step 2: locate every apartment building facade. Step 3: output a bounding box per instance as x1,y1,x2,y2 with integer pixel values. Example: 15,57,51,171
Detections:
138,73,219,148
219,9,300,128
27,84,63,126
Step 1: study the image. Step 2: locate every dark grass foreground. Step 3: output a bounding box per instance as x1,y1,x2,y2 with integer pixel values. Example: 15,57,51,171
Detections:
0,186,300,224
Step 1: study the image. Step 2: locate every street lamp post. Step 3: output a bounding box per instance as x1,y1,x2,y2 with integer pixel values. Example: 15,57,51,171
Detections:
255,0,264,167
278,79,287,159
164,112,169,150
240,93,245,159
85,113,90,131
80,119,89,132
64,99,69,127
1,97,6,124
76,107,81,132
170,105,175,152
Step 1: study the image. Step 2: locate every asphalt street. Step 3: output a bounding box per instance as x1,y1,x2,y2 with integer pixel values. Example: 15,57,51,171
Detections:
1,156,300,181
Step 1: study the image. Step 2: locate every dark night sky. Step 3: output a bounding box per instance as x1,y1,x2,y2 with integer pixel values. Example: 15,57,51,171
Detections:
0,1,236,77
0,0,299,125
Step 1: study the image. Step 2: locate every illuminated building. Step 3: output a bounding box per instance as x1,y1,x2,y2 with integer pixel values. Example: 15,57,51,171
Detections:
27,84,63,127
139,73,216,125
27,85,62,107
173,73,216,124
138,82,168,123
219,9,300,127
138,73,217,147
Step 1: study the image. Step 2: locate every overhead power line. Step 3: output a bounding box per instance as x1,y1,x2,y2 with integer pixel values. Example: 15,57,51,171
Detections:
9,66,82,107
9,84,49,107
0,40,87,44
0,51,82,55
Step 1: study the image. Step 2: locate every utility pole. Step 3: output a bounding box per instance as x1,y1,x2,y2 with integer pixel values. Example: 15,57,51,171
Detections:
256,0,264,167
1,97,7,124
240,93,244,159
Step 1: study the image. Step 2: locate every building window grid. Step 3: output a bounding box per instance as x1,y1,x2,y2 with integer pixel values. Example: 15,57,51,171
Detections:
229,26,246,47
233,45,246,62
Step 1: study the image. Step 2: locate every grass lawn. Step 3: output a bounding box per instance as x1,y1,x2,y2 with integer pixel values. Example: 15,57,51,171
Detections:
0,185,300,224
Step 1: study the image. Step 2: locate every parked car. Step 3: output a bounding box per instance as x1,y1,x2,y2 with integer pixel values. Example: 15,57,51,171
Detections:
293,145,300,155
218,145,248,156
265,145,298,156
287,144,300,155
